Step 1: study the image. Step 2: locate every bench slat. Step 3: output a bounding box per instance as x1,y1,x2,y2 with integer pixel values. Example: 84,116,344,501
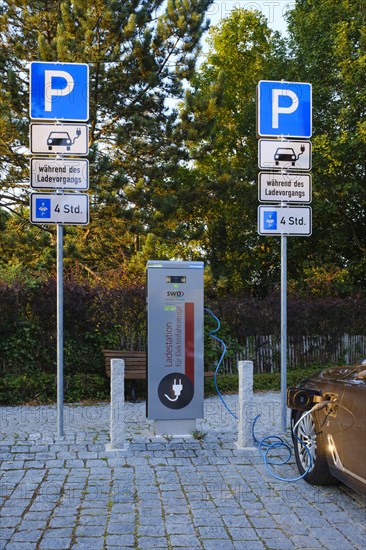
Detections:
103,350,146,378
103,350,214,380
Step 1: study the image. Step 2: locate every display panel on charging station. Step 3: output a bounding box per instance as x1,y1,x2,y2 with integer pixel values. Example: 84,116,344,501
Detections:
147,261,204,421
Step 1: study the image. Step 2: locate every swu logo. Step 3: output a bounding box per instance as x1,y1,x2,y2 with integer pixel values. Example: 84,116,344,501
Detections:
167,291,184,298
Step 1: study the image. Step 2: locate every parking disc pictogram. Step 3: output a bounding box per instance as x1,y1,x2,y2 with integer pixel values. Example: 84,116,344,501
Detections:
264,211,277,230
158,372,194,409
35,198,51,219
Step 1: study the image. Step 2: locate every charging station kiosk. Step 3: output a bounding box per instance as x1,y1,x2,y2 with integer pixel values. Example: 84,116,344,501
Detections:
147,260,204,436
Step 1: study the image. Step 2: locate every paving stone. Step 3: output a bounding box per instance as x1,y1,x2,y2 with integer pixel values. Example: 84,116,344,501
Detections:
12,529,43,542
138,524,165,537
169,534,203,547
202,540,236,550
222,515,251,528
290,534,326,548
17,521,51,531
75,524,106,537
198,526,230,539
137,536,169,548
78,514,108,526
250,516,278,528
227,527,261,540
38,537,72,549
42,527,74,538
105,534,135,546
22,511,52,522
165,521,196,535
5,544,39,550
0,506,27,516
73,540,105,550
233,541,266,549
0,527,15,540
107,522,135,534
1,396,365,550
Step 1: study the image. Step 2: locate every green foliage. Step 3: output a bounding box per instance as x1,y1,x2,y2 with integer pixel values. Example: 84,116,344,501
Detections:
0,366,327,405
204,311,242,370
180,9,288,295
180,4,365,296
191,430,207,440
0,371,109,405
285,0,366,293
0,0,213,278
0,2,364,295
204,365,325,395
1,280,364,383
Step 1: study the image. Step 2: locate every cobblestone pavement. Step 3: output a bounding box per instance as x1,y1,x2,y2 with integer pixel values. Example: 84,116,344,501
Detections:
1,392,365,550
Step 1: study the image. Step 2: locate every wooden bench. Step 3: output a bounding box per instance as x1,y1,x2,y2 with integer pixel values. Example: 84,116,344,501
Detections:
103,349,214,401
103,350,146,401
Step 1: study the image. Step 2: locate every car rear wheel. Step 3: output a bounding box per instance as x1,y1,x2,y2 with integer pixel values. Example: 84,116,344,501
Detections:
292,410,338,485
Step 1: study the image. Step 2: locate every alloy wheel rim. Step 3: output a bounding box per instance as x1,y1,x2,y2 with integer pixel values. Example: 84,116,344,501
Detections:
297,413,317,471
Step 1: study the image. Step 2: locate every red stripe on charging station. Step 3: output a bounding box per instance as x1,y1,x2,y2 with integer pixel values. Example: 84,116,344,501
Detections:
185,302,195,383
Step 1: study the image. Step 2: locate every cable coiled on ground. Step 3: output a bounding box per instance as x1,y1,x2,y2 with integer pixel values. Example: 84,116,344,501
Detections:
205,307,332,482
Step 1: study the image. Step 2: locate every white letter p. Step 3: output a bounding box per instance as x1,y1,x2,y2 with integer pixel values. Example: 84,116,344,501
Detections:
44,70,74,112
272,89,299,129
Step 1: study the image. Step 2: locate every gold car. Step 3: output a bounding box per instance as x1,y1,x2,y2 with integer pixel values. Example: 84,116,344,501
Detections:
287,360,366,495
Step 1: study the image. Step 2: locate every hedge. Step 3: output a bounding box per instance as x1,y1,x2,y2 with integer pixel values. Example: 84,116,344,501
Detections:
0,280,364,380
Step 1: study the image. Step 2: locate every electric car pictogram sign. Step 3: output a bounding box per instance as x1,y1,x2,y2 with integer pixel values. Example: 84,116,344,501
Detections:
258,140,311,171
30,123,89,155
257,80,312,138
30,62,89,121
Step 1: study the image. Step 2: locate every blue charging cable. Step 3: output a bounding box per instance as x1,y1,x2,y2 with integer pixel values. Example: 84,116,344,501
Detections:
204,308,238,420
252,414,314,482
205,307,318,482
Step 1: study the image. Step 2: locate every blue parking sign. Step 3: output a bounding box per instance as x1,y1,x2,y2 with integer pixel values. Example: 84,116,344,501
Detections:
30,62,89,121
257,81,312,138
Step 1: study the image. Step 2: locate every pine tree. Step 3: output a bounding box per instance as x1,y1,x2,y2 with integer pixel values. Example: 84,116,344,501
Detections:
0,0,212,276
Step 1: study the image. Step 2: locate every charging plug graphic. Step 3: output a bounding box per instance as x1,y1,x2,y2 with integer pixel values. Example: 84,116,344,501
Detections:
165,379,183,402
158,372,194,409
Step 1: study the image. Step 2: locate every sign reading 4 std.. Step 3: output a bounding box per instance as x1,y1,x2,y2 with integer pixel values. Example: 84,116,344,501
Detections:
258,205,312,236
30,193,89,225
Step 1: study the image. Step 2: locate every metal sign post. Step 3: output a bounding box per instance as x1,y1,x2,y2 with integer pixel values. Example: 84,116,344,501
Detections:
57,223,64,437
29,61,89,438
257,80,312,433
280,235,287,433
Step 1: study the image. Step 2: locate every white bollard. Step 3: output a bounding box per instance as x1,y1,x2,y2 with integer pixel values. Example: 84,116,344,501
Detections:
236,360,256,450
106,358,127,451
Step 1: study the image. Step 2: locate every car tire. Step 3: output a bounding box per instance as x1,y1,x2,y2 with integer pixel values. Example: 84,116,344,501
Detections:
292,410,338,485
